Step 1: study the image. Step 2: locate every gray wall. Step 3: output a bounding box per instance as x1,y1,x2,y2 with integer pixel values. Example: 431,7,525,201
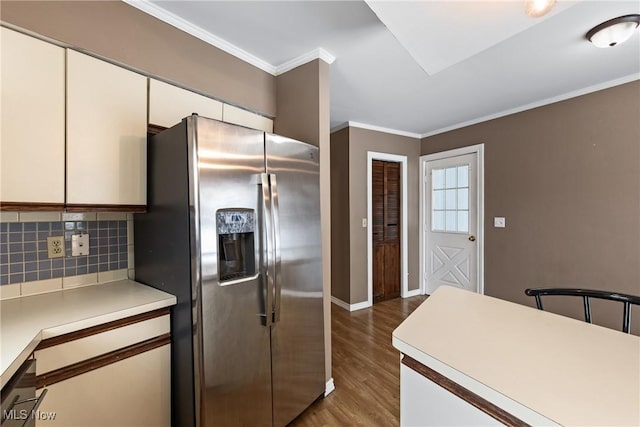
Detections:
1,0,276,117
275,60,328,147
421,80,640,333
330,128,350,303
274,60,333,382
330,127,421,304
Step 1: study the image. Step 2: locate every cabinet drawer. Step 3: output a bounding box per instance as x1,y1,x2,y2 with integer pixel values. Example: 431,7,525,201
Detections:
35,313,169,375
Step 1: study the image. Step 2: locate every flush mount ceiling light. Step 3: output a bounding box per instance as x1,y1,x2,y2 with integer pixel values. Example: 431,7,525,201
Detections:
586,15,640,48
525,0,556,18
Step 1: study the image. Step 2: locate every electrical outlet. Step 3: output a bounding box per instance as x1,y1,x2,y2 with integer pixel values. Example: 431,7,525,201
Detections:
47,236,65,258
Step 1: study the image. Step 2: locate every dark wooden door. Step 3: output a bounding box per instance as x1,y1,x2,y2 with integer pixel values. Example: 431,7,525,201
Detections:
372,160,400,303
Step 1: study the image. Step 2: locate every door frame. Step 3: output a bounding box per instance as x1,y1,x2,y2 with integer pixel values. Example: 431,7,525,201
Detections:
367,151,409,307
420,144,485,295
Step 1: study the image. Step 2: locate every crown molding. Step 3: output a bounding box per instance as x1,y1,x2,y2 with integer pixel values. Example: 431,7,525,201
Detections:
347,121,422,139
330,122,350,134
276,48,336,75
420,73,640,138
123,0,335,77
123,0,277,74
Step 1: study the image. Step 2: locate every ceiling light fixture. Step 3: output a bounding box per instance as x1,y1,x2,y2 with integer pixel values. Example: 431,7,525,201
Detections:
586,15,640,48
525,0,555,18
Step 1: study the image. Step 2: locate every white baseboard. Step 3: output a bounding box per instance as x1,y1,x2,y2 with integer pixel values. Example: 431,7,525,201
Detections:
331,296,371,312
330,296,350,310
349,301,371,311
404,288,422,298
325,378,335,396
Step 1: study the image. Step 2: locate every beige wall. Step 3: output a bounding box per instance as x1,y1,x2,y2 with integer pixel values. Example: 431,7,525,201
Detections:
274,60,333,382
275,60,326,146
330,128,350,302
330,127,421,304
421,80,640,333
0,1,276,117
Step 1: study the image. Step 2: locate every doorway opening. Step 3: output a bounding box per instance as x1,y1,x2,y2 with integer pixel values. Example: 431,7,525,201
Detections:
420,144,484,295
367,152,408,307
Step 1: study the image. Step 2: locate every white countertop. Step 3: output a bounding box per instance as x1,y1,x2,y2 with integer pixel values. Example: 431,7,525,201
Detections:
0,280,176,387
393,286,640,427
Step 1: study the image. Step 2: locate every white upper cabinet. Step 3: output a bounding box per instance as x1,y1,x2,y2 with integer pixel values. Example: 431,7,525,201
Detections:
149,79,222,128
66,50,147,207
0,27,65,206
222,103,274,133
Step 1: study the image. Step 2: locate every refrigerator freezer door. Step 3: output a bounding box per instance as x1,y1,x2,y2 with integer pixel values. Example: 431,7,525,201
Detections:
193,118,273,427
266,134,325,426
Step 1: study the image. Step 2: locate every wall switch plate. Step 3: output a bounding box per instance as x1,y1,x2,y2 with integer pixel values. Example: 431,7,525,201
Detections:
71,233,90,256
494,217,506,228
362,218,367,228
47,236,65,258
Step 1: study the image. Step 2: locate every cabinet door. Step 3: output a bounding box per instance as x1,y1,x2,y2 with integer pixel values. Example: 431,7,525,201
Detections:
400,364,501,426
149,79,222,128
36,345,170,427
222,103,273,133
66,50,147,207
0,28,65,206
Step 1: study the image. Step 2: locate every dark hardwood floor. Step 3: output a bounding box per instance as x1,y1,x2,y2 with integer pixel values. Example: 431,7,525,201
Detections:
290,295,428,426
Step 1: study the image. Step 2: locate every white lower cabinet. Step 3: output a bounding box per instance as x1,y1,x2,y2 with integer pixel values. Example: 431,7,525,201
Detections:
36,345,170,427
33,312,171,426
400,363,501,427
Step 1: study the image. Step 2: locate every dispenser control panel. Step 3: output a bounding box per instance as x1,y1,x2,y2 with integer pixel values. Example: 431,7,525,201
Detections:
216,210,255,234
216,209,256,283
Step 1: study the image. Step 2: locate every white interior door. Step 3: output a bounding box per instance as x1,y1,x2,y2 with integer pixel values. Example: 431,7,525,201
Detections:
425,153,478,294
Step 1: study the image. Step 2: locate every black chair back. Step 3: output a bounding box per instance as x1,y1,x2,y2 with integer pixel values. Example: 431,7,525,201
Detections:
525,288,640,333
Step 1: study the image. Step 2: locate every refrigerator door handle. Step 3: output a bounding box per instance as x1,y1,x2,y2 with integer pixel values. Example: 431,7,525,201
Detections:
270,174,282,323
261,173,275,327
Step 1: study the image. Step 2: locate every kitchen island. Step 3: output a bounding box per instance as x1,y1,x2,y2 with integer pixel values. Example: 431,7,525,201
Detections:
393,286,640,426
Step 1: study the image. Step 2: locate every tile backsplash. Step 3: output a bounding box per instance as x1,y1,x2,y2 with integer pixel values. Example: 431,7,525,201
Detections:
0,213,134,298
1,220,128,285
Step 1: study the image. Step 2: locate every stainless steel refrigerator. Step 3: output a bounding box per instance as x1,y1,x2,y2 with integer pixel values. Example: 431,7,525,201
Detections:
134,115,325,427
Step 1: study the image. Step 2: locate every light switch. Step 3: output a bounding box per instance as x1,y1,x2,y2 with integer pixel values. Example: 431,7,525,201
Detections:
71,233,90,256
494,217,506,228
362,218,367,228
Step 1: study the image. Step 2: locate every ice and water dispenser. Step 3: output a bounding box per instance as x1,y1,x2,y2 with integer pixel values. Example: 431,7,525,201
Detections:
216,209,256,283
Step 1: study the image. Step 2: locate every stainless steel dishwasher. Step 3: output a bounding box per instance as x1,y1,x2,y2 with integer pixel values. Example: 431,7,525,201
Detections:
1,359,47,427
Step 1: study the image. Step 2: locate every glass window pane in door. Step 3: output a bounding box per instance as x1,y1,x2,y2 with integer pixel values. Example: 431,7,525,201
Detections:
445,167,457,189
457,188,468,210
433,190,445,210
445,211,457,232
432,211,445,231
457,211,469,233
457,165,469,188
433,169,445,190
445,189,456,210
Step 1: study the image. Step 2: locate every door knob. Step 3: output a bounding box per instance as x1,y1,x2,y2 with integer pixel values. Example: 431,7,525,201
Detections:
468,235,476,242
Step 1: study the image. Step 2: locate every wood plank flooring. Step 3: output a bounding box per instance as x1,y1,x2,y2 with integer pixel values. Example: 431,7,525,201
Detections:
290,295,428,426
